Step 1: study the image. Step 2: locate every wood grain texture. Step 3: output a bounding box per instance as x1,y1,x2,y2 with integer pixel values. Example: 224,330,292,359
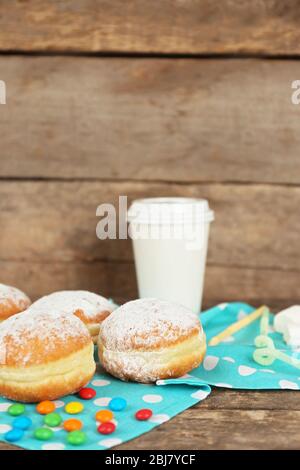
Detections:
1,181,300,270
1,389,300,450
1,260,299,310
1,56,300,184
1,2,299,453
116,409,300,450
196,388,300,410
2,179,300,305
1,1,300,55
0,260,137,306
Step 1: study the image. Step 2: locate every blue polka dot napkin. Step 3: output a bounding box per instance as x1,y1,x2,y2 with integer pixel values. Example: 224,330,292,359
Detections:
1,301,299,450
162,302,300,391
0,366,210,450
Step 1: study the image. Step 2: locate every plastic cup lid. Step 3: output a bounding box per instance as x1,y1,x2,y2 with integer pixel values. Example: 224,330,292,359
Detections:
127,197,214,225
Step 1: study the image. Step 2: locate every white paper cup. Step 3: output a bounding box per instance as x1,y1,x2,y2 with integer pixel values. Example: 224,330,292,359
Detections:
127,197,214,313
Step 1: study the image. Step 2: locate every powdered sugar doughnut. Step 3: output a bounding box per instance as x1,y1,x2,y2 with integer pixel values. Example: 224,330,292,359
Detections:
0,283,31,321
0,310,95,402
98,298,206,383
28,290,115,343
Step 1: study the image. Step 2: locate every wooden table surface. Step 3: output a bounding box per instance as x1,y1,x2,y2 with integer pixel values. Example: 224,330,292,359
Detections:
1,388,299,450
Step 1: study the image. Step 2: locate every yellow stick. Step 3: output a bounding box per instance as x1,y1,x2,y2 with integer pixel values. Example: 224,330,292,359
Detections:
208,305,268,346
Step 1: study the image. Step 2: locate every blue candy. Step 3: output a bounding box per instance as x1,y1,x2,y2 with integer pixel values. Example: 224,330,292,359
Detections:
5,428,24,442
109,397,127,412
13,416,32,430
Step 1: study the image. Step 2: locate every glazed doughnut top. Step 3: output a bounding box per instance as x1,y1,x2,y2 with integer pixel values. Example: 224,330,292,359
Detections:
28,290,114,323
0,283,31,319
0,310,91,367
100,298,203,351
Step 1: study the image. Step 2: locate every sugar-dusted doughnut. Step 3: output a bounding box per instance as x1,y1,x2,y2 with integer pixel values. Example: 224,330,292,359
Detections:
0,283,31,322
28,290,115,343
98,298,206,383
0,310,95,402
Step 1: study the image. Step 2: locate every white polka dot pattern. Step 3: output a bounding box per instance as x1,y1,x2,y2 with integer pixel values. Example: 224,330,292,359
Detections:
237,310,247,321
215,383,233,388
42,443,66,450
93,397,112,407
0,403,11,412
279,380,299,390
142,394,163,404
203,355,219,371
149,414,170,424
99,438,123,448
53,400,65,408
218,303,228,310
0,424,12,434
238,365,257,377
191,389,210,400
222,357,235,363
92,379,110,387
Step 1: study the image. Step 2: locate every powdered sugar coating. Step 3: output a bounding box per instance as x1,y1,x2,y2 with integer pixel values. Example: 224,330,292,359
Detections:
100,298,202,351
0,283,30,310
28,290,115,321
0,309,90,366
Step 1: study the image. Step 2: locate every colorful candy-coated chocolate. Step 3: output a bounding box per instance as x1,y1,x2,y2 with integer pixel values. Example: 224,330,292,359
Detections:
36,400,55,415
78,387,96,400
63,418,83,432
135,408,153,421
67,430,86,446
65,401,84,415
13,416,32,430
95,409,114,423
97,422,116,435
8,403,25,416
5,428,24,442
44,412,62,427
34,427,54,441
109,397,127,412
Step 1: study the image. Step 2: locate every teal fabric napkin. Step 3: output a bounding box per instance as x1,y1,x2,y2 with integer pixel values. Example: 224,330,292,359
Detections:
160,302,300,390
1,301,299,451
0,366,210,450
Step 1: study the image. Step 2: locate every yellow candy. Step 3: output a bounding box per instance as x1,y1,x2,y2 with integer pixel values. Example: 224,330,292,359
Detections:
65,401,84,415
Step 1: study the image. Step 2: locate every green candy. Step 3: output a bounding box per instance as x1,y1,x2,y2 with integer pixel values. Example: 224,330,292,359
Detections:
44,413,62,428
34,427,54,441
67,430,86,446
8,403,25,416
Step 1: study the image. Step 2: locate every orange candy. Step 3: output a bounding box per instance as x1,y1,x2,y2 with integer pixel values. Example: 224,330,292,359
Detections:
63,418,83,432
95,409,114,423
36,400,55,415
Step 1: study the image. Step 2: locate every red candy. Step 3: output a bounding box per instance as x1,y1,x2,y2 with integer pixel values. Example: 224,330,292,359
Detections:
78,387,96,400
97,422,116,435
135,409,153,421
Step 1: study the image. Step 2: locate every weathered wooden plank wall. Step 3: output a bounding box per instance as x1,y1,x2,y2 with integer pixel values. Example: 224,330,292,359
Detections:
0,57,299,183
1,0,300,55
0,1,299,310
